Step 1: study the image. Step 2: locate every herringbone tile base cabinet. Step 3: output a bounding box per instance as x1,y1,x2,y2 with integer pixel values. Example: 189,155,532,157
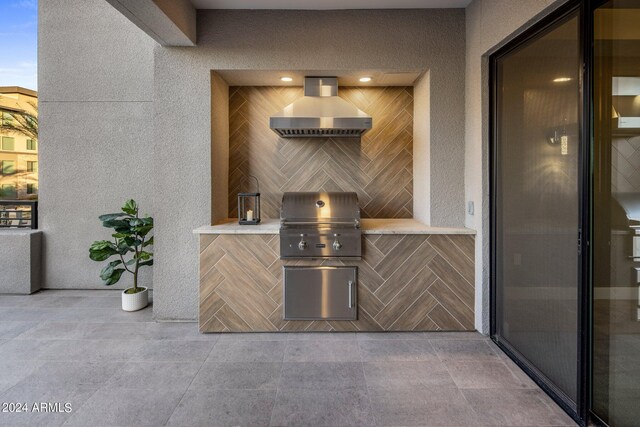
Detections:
199,233,475,332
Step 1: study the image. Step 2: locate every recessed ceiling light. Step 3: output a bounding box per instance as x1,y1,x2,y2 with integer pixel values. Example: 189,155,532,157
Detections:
553,77,572,83
280,77,293,82
359,77,372,83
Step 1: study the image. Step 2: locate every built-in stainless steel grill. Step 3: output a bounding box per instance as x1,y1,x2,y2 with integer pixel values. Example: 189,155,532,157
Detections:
280,192,361,259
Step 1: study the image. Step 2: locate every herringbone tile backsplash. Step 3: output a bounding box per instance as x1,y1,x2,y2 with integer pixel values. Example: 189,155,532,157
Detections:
228,86,414,219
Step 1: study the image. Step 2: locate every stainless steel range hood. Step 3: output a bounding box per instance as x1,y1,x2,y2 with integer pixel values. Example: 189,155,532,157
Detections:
269,77,372,138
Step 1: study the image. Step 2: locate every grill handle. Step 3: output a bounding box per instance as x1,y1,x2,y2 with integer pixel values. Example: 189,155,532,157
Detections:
281,220,360,228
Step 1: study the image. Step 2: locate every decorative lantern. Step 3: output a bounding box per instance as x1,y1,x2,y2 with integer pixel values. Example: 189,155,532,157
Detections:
237,175,261,225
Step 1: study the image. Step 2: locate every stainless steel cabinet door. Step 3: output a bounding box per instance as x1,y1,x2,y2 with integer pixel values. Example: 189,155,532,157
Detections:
283,266,357,320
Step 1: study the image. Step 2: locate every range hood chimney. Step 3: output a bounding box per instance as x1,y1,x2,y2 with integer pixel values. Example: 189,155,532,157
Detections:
269,77,372,138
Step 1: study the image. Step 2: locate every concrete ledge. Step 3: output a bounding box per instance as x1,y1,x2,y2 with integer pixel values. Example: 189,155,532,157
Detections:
105,0,196,46
0,230,42,294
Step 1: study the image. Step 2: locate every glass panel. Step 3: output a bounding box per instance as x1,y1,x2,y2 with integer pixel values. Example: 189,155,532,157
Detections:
494,11,580,405
592,2,640,425
2,160,15,174
2,137,15,151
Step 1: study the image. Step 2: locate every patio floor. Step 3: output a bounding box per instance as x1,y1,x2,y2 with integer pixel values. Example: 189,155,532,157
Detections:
0,290,576,427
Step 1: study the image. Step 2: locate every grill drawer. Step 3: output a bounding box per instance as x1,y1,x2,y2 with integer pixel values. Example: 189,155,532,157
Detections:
283,266,357,320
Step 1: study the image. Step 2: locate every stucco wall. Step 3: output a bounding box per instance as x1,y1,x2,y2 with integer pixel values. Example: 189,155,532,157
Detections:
153,9,466,320
413,72,431,225
38,0,156,291
464,0,569,333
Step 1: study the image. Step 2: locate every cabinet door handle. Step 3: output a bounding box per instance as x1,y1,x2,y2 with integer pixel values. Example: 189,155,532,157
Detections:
348,280,353,308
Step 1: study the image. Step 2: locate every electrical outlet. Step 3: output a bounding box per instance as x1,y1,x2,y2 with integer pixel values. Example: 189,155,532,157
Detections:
467,201,474,216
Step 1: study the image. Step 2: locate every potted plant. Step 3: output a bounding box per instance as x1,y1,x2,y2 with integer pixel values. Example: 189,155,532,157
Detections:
89,199,153,311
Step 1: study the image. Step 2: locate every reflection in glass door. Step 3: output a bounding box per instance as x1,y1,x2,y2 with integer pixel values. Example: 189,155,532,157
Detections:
491,7,581,414
592,2,640,426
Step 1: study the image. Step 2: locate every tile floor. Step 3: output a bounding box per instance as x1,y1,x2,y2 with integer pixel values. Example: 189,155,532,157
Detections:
0,290,577,426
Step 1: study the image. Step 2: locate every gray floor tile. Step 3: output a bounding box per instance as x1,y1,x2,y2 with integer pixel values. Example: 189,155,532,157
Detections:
190,361,282,390
0,339,56,360
56,307,154,323
0,359,45,394
73,296,122,309
0,383,98,427
132,339,215,362
207,340,286,362
32,289,122,297
279,362,366,390
421,332,486,340
106,361,201,392
23,296,86,309
430,339,500,362
80,322,149,340
446,360,535,389
16,361,120,388
0,291,575,427
166,389,276,427
363,361,456,389
0,321,39,338
0,295,33,307
63,387,183,427
287,332,357,340
0,307,63,322
461,389,577,426
216,332,290,342
271,388,375,427
41,339,142,362
0,294,83,309
359,339,439,362
369,387,476,426
15,322,86,340
144,321,219,341
285,339,361,362
357,331,439,340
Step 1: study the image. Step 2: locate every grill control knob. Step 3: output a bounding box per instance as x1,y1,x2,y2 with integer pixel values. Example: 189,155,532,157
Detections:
298,234,307,251
332,234,343,251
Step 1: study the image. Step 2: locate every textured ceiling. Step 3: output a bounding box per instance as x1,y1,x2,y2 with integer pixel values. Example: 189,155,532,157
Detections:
191,0,471,9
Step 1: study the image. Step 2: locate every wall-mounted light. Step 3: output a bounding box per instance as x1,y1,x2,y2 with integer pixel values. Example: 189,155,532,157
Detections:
553,77,572,83
359,77,372,83
281,77,293,82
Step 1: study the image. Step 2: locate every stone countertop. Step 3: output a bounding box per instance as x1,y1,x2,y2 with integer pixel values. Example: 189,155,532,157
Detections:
193,218,475,235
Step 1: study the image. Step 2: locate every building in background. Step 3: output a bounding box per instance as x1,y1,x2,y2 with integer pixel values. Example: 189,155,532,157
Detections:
0,87,38,200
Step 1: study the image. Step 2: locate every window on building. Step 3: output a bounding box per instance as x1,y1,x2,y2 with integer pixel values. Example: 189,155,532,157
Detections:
26,184,36,194
1,112,13,126
1,160,15,174
0,184,16,199
27,161,37,173
26,139,37,150
1,136,15,151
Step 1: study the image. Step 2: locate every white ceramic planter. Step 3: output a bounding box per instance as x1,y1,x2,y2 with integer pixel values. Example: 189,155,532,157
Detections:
122,287,148,311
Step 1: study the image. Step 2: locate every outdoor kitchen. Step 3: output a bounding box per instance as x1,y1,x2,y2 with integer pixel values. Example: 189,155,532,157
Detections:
194,75,476,333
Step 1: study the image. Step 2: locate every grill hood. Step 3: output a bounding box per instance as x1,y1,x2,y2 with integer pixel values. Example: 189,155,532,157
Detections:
270,77,372,138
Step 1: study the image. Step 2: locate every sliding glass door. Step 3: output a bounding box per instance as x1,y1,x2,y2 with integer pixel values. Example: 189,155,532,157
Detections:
592,2,640,426
491,7,582,416
492,2,640,425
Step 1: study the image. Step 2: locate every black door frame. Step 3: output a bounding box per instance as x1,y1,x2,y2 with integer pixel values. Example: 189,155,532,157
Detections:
489,1,592,425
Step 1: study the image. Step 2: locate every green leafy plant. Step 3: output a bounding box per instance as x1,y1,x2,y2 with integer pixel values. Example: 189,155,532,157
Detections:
89,200,153,294
0,101,38,140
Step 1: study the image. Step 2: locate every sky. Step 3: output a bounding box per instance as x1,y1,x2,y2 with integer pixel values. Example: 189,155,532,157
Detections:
0,0,37,90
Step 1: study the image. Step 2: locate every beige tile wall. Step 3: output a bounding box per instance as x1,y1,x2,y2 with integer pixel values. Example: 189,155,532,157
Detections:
228,86,414,219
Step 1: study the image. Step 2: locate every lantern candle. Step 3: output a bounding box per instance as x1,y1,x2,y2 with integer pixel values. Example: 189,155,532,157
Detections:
246,209,254,221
